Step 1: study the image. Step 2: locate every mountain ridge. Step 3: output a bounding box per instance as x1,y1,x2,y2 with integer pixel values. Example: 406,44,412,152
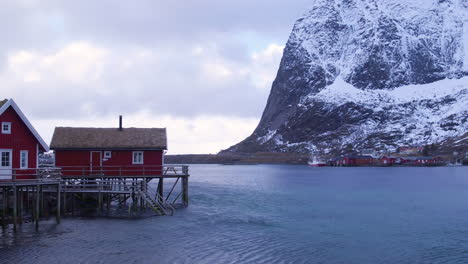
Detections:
223,0,468,155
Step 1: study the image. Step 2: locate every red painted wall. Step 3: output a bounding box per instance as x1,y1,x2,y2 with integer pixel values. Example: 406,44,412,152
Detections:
0,106,41,179
55,150,164,177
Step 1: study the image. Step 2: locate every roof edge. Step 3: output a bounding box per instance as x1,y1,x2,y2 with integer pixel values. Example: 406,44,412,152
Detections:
51,147,168,151
0,99,50,152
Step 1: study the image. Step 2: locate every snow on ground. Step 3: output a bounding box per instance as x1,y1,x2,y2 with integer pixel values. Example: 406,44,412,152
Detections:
313,76,468,108
304,76,468,147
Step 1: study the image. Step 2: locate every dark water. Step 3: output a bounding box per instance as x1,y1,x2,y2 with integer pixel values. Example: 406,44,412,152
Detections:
1,165,468,264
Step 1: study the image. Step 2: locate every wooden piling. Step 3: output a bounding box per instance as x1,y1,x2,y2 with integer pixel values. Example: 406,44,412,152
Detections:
1,187,6,227
35,185,40,231
13,185,17,231
158,178,164,202
182,177,189,207
19,187,23,224
56,184,61,224
63,189,67,216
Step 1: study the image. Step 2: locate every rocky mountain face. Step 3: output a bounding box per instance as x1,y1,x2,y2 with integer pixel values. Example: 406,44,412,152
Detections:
224,0,468,155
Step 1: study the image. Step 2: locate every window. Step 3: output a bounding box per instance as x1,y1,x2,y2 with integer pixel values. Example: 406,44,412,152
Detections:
104,151,112,158
20,151,28,169
1,122,11,134
133,151,144,164
1,151,10,167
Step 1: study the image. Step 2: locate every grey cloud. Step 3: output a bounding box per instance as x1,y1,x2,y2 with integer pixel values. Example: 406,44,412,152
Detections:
1,1,306,120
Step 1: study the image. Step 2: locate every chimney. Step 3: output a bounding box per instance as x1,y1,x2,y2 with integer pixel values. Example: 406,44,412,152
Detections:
119,115,123,131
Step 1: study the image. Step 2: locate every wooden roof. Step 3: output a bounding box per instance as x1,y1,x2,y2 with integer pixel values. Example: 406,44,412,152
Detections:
50,127,167,150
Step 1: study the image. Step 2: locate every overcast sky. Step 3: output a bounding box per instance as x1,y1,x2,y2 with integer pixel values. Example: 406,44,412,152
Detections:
2,0,309,154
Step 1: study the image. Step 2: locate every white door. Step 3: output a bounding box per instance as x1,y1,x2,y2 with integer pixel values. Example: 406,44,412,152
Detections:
0,149,12,180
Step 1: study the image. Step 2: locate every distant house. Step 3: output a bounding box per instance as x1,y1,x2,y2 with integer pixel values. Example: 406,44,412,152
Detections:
380,156,397,166
0,99,49,180
328,155,374,166
50,118,167,177
347,155,374,166
328,157,344,166
401,156,440,165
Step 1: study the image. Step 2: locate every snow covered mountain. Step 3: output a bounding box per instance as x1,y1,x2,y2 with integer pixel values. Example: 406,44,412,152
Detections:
224,0,468,155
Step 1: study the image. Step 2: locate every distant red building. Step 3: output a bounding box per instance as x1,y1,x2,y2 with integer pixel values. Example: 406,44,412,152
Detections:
0,99,49,180
380,156,397,166
329,155,374,166
50,118,167,177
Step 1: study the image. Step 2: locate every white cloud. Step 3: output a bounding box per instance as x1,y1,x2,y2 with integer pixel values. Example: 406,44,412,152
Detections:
250,44,284,90
7,42,107,84
2,41,283,118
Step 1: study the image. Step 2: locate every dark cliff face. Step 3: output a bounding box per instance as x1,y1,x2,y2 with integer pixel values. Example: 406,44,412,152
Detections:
223,0,468,155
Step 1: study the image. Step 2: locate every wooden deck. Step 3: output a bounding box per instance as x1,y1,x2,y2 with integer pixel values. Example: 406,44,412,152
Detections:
0,165,190,230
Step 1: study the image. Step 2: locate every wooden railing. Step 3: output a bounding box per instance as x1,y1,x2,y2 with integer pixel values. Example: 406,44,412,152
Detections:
0,168,62,182
0,165,188,182
57,165,189,178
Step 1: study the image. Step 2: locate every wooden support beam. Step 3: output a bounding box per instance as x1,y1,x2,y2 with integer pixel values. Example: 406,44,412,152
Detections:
56,184,61,224
13,185,17,231
1,187,6,227
166,177,180,201
157,178,164,202
19,187,23,225
63,188,67,216
182,177,189,207
35,185,40,231
40,185,44,218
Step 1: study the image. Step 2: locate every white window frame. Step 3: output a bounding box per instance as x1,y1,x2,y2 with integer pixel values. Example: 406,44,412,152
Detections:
132,151,144,165
1,122,11,134
20,150,28,169
104,151,112,158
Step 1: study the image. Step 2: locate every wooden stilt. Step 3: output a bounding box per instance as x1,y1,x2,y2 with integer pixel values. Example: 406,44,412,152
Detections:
158,178,164,202
19,187,23,224
72,193,75,216
182,177,189,207
5,187,9,226
35,185,40,231
63,189,67,216
98,192,103,215
13,185,17,231
40,185,44,218
56,184,61,224
1,187,6,227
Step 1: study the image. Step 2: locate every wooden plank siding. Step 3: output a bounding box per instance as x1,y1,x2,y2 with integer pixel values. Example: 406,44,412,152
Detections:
0,106,42,179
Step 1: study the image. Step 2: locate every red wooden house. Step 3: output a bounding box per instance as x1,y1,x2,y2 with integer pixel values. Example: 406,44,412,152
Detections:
50,118,167,177
328,155,374,166
380,156,397,166
0,98,49,180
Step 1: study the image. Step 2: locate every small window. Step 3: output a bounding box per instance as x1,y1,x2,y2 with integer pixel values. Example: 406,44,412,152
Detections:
104,151,112,158
132,151,144,164
1,151,10,167
1,122,11,134
20,150,28,169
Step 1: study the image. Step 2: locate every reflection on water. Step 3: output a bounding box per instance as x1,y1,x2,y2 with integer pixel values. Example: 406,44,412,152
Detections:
1,165,468,263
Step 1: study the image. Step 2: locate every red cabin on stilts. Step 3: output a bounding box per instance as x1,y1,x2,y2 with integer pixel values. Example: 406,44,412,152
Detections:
50,116,167,178
0,98,49,180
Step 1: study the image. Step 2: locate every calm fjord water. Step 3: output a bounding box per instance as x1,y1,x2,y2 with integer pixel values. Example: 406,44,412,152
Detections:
1,165,468,264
